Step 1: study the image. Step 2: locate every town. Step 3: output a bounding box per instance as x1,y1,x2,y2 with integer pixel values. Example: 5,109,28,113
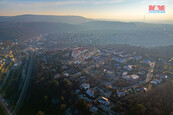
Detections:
22,35,173,114
0,35,173,115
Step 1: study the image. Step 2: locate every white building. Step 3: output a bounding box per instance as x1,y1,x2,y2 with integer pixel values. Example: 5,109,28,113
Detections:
130,74,139,80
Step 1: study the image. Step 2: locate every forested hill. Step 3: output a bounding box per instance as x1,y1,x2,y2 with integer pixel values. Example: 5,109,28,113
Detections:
0,15,93,24
129,81,173,115
0,15,173,47
0,22,78,41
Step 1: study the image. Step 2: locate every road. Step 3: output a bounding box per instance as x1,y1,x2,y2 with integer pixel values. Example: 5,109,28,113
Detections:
0,44,18,115
0,94,12,115
146,62,155,83
12,52,33,115
111,62,155,90
0,69,12,115
112,82,143,90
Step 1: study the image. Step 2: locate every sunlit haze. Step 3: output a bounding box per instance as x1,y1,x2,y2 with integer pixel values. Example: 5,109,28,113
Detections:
0,0,173,22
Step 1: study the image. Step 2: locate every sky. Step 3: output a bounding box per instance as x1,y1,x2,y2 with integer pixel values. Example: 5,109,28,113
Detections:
0,0,173,22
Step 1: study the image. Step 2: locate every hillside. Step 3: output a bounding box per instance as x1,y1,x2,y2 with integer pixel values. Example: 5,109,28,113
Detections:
0,15,173,47
129,81,173,115
81,21,136,30
0,22,78,41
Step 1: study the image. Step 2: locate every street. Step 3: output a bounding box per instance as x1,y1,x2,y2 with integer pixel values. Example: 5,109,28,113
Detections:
12,52,33,114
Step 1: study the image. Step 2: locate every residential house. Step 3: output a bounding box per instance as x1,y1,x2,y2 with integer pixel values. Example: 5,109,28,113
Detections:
64,72,69,77
134,86,145,93
130,74,139,80
117,90,126,97
113,56,126,63
124,65,133,71
133,56,142,61
80,83,90,90
98,96,110,106
143,59,150,65
151,79,162,85
120,53,131,58
86,89,95,98
122,73,139,81
105,69,116,79
156,74,168,79
122,75,131,80
71,47,87,58
113,51,124,55
89,106,98,113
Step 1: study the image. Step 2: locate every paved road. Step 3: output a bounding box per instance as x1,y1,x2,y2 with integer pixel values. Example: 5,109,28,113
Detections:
18,62,27,91
146,62,155,83
0,94,12,115
12,52,33,115
0,69,12,115
0,45,17,115
111,62,156,90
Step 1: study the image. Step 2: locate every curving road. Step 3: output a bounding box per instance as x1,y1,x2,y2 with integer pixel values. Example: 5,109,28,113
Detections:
0,94,12,115
12,52,33,115
0,69,12,115
111,62,155,90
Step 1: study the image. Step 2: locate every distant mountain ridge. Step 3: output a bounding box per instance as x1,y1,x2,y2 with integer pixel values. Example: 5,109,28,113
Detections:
0,14,94,24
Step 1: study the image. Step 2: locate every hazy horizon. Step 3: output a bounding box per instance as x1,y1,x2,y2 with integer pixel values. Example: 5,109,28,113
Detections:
0,14,173,24
0,0,173,22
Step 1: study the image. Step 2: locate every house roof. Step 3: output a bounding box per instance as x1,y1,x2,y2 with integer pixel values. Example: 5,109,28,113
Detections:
81,83,90,89
86,89,94,97
130,74,139,79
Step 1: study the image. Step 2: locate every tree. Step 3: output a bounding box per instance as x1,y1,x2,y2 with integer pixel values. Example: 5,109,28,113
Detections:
60,96,64,102
130,104,146,115
44,96,48,100
170,112,173,115
52,79,59,87
36,111,45,115
63,78,71,86
79,99,89,112
60,104,67,110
